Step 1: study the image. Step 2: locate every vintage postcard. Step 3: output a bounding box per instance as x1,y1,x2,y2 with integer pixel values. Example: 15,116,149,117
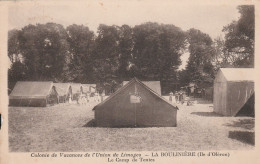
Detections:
0,0,259,163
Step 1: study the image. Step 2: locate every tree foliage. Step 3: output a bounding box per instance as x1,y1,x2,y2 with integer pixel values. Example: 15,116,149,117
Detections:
184,29,215,87
132,23,186,93
8,6,254,94
8,29,21,63
66,24,95,82
17,23,69,81
118,25,134,80
92,24,121,92
222,5,254,67
8,22,187,94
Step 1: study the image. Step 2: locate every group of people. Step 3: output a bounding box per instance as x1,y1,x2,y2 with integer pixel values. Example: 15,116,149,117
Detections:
169,91,193,106
77,92,105,105
172,91,186,104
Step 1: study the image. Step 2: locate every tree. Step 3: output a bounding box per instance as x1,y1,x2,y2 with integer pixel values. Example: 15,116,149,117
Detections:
18,23,69,81
184,29,215,87
211,36,235,71
223,5,254,67
117,25,134,80
8,29,22,63
92,24,121,93
132,22,186,93
66,24,95,82
8,61,28,92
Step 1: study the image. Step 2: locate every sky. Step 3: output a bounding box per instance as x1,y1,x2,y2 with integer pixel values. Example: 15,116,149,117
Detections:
8,1,241,69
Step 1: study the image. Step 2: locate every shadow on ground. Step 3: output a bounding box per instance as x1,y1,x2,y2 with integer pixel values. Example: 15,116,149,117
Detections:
224,119,254,130
191,112,223,117
191,98,213,104
83,119,96,127
82,119,168,128
228,131,255,145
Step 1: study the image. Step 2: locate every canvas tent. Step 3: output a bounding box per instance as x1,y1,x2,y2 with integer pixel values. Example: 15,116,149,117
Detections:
81,84,96,94
213,68,254,116
70,83,83,100
89,84,96,93
54,83,72,103
9,81,58,107
94,78,178,127
122,81,162,95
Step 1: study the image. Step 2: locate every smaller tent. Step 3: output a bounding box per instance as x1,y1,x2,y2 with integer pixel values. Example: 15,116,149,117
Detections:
9,81,58,107
54,83,72,103
213,68,254,116
89,84,96,93
122,81,162,95
94,78,178,127
70,83,83,100
81,84,96,94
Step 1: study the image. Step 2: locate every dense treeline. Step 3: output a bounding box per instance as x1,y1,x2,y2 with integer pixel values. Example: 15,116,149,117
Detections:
8,5,254,94
8,22,187,94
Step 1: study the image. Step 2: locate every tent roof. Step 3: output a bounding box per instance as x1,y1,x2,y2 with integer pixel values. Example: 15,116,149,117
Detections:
87,84,96,87
122,80,161,95
9,81,54,98
53,83,71,96
82,84,96,87
70,83,82,93
81,84,96,92
220,68,254,82
97,78,177,108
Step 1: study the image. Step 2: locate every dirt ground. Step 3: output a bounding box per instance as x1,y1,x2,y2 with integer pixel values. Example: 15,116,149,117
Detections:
8,97,254,152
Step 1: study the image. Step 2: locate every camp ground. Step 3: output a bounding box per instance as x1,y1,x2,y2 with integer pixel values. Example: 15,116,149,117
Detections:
6,3,256,158
53,83,72,103
8,71,255,151
8,93,254,152
9,81,58,107
94,78,177,127
213,68,254,117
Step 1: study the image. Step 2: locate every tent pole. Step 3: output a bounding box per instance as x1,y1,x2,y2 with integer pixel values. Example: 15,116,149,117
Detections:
134,84,137,127
135,103,136,127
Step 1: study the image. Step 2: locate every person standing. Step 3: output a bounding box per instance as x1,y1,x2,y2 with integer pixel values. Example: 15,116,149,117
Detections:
182,92,186,104
86,92,90,103
101,91,105,102
187,87,191,97
68,94,72,104
169,92,173,102
76,94,80,104
94,92,99,102
179,92,183,104
175,91,179,103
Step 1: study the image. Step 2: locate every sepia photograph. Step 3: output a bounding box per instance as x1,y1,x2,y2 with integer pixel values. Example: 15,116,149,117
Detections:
3,0,256,155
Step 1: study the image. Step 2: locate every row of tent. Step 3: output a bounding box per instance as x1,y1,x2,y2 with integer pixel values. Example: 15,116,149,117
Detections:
9,82,96,107
9,78,178,127
94,68,255,127
8,68,255,127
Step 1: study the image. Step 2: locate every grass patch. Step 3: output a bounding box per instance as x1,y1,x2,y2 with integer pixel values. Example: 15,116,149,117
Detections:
9,102,254,152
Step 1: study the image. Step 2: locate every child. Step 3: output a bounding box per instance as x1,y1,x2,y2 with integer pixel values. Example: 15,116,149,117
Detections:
169,92,173,102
